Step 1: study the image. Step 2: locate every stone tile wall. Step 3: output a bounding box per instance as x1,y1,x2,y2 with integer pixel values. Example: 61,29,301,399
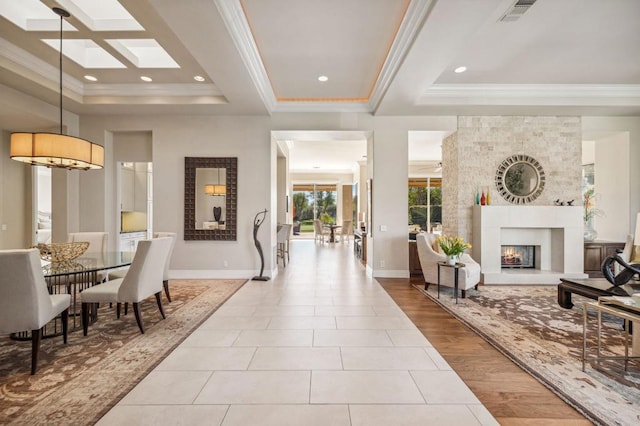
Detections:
443,116,582,243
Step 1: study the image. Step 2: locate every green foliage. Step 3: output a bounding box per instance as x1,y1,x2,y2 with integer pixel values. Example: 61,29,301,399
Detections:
436,235,471,256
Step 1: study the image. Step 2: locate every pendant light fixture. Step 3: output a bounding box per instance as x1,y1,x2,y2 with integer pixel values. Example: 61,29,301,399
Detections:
204,168,226,196
10,7,104,170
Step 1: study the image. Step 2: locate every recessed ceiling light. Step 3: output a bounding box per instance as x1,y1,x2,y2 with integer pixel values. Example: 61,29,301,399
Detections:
318,75,328,82
84,75,98,82
313,166,320,169
140,76,152,82
193,75,205,82
454,66,467,73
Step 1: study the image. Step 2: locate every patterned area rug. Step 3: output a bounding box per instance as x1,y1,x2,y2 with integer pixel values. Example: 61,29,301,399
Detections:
0,279,246,426
413,284,640,426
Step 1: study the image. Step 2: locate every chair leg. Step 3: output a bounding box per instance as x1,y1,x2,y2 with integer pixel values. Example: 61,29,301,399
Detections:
61,308,69,344
163,279,172,303
124,302,128,316
116,302,121,319
133,302,145,334
30,328,42,375
81,302,90,336
155,292,166,319
462,290,467,298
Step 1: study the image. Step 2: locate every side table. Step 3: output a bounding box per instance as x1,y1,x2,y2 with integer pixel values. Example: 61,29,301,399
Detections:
437,261,465,304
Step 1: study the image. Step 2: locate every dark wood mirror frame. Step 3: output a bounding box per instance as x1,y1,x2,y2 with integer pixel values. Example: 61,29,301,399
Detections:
184,157,237,240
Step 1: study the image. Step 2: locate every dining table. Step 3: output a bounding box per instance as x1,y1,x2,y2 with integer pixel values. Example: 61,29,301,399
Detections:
12,251,134,340
328,224,342,243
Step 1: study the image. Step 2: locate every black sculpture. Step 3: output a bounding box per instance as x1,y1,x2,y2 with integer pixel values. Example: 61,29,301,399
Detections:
252,209,270,281
602,253,640,286
213,206,222,222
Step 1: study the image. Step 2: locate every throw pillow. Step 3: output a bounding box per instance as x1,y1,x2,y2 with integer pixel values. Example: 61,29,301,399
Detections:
631,245,640,264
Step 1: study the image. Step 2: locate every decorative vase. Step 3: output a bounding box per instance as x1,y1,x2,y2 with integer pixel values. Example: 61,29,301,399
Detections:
584,221,597,242
447,255,457,265
213,206,222,222
475,188,480,205
486,187,491,205
480,190,486,206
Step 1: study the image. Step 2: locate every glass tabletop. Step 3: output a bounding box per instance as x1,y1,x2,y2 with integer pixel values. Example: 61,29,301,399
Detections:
42,251,134,277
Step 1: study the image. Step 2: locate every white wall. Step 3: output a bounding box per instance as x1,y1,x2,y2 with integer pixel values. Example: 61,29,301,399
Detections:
593,132,630,240
582,117,640,235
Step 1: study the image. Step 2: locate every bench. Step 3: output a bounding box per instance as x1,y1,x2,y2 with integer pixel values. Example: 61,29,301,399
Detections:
558,278,640,309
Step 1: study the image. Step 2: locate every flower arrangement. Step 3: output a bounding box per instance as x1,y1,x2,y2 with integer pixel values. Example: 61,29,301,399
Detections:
583,188,604,223
436,235,471,257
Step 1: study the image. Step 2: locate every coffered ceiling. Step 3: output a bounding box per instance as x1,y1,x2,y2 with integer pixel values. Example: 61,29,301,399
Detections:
1,0,639,121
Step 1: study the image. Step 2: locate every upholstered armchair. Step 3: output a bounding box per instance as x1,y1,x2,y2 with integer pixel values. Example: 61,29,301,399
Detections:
415,232,481,297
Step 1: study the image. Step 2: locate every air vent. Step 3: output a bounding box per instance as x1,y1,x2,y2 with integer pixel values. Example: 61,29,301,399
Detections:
499,0,537,22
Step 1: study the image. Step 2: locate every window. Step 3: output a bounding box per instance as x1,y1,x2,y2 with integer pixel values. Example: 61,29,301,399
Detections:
292,184,337,232
408,178,442,231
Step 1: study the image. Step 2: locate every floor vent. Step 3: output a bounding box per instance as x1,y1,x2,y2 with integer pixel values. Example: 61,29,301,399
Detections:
499,0,537,22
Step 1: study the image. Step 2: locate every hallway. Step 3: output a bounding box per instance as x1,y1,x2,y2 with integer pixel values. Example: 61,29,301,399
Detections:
97,240,497,425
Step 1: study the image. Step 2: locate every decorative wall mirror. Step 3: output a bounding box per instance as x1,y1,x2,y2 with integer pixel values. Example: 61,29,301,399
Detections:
495,154,545,204
184,157,237,240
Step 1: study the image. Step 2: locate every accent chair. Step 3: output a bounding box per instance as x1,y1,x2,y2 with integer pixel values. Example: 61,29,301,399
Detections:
415,232,481,297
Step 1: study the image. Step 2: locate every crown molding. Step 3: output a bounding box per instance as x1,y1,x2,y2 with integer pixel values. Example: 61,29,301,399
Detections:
1,37,225,105
83,83,223,97
272,100,371,114
0,37,85,97
419,84,640,106
215,0,277,112
368,0,434,113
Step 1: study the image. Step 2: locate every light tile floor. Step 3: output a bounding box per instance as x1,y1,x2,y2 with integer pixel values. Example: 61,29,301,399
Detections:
97,240,498,425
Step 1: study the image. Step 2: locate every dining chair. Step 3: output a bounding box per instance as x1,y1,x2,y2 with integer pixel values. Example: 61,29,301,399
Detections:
0,249,70,374
109,232,176,302
68,231,108,283
80,237,172,335
276,224,292,266
313,219,328,243
338,220,353,243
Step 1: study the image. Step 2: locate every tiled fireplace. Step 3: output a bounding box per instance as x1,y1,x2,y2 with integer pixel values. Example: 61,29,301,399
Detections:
472,206,588,284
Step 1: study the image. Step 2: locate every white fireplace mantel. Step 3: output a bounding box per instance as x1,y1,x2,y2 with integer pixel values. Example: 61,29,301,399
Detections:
472,206,588,284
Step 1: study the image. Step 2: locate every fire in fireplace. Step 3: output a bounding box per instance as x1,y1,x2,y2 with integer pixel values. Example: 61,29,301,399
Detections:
501,245,535,269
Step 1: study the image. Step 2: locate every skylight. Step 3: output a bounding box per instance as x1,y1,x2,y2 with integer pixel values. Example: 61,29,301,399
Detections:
0,0,77,31
106,39,179,68
56,0,144,31
42,39,126,68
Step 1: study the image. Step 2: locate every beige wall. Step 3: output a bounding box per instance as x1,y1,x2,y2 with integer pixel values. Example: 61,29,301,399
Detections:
80,114,273,278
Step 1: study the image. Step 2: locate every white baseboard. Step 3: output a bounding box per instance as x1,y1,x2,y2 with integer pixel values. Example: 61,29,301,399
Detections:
373,270,410,278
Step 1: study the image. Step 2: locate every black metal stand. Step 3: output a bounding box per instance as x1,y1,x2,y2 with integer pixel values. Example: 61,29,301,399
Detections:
252,208,270,281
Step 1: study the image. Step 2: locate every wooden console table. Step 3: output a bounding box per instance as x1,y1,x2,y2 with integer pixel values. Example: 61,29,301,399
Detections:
354,230,367,265
584,240,625,277
408,240,423,277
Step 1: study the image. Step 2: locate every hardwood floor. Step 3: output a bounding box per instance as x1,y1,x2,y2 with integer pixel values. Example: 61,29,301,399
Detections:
378,278,593,426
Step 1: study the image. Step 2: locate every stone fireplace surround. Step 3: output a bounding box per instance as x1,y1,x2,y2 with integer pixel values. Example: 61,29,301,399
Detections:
472,206,588,284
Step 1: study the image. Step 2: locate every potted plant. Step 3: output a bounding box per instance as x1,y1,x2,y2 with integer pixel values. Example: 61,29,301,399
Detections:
436,235,472,265
583,188,604,241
